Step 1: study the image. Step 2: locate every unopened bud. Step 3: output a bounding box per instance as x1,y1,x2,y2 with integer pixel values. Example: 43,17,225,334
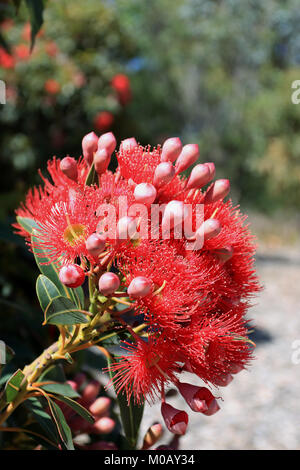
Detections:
161,137,182,163
60,157,78,181
142,423,163,450
82,131,98,166
186,164,211,190
120,137,138,152
175,144,199,174
214,245,233,263
153,162,175,188
89,397,111,417
117,216,137,240
94,148,111,175
203,179,230,204
91,416,115,434
98,272,120,296
85,233,106,257
134,182,157,205
97,132,117,155
204,162,216,179
162,200,189,232
59,264,85,288
161,402,188,435
196,218,221,242
179,385,220,416
127,276,152,299
81,380,101,404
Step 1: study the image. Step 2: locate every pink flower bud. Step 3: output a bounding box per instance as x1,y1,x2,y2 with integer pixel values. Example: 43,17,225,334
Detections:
67,380,78,391
204,179,230,204
85,233,106,257
160,137,182,163
94,148,111,175
120,137,138,152
89,397,111,417
117,216,137,240
161,402,188,435
60,157,78,181
162,200,189,232
214,245,234,263
204,162,216,179
127,276,152,299
175,144,199,174
196,218,221,242
82,131,98,166
214,374,233,387
59,264,85,288
91,416,115,434
179,385,220,416
142,423,164,450
153,162,175,188
98,272,120,296
134,182,157,205
186,164,211,189
97,132,117,155
81,380,101,404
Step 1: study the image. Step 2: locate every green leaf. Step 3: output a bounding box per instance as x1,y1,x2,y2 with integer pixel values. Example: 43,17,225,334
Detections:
44,296,89,325
36,275,61,312
47,398,74,450
16,216,40,235
85,163,98,186
40,382,79,399
54,395,94,424
25,397,59,445
39,364,66,383
4,369,26,403
25,0,44,50
107,355,144,449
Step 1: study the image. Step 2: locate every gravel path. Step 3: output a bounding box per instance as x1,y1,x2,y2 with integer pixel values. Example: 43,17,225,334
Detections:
140,250,300,450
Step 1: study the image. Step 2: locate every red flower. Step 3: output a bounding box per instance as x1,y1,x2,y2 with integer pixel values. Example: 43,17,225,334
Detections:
13,44,30,61
117,144,161,184
44,79,60,95
93,111,114,132
0,47,15,69
111,73,132,106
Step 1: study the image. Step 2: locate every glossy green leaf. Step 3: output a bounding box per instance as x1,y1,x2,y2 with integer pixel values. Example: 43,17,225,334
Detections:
39,364,66,383
54,395,94,424
40,382,79,399
4,369,26,403
16,216,40,235
25,0,44,50
36,275,61,312
44,296,89,325
25,397,59,445
47,397,74,450
107,355,144,449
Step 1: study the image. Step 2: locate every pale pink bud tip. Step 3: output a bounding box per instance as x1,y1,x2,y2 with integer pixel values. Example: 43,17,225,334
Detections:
60,157,78,181
92,417,115,434
89,396,111,416
204,162,216,179
204,179,230,204
161,402,188,435
82,380,101,403
120,137,138,152
196,218,221,241
97,132,117,155
142,423,163,450
161,137,182,163
175,144,199,174
127,276,152,299
94,148,111,176
153,162,175,188
134,182,157,205
214,245,234,263
214,374,233,387
162,200,189,232
98,272,120,296
59,264,85,288
85,233,106,257
82,131,98,166
117,216,137,240
186,163,211,190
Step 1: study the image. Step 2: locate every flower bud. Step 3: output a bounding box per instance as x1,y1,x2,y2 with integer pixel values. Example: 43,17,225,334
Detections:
214,245,233,263
162,200,189,232
85,233,106,257
97,132,117,155
161,402,188,435
142,423,164,450
60,157,78,181
134,182,157,205
81,380,101,404
117,216,137,240
98,272,120,296
214,374,233,387
89,397,111,417
175,144,199,174
120,137,138,152
204,162,216,179
179,385,220,416
153,162,175,188
196,218,221,242
91,416,115,434
160,137,182,163
94,148,111,176
82,131,98,166
127,276,152,299
203,179,230,204
186,164,211,190
59,264,85,288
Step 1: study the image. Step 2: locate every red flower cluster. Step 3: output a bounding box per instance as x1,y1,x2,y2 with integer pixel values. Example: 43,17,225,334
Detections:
15,131,260,436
